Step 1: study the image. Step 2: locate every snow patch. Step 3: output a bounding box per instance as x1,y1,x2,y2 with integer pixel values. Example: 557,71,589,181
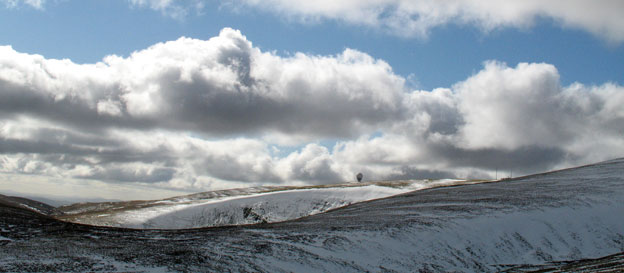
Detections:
67,179,472,229
19,204,43,214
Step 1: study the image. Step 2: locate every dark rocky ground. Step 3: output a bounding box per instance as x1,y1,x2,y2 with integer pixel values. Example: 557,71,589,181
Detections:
1,158,623,272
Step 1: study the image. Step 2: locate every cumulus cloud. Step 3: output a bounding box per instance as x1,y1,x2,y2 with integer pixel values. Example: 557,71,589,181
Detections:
327,61,624,180
455,61,570,150
0,29,404,139
228,0,624,43
1,28,623,193
0,29,405,189
1,0,44,9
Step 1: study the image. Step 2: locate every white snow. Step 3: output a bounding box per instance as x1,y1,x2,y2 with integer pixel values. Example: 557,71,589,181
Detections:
293,201,624,272
69,179,475,229
18,204,43,214
238,160,624,272
2,159,623,272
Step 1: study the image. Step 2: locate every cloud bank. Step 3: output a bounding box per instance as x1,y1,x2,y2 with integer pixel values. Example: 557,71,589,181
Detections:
236,0,624,43
119,0,624,43
1,28,623,192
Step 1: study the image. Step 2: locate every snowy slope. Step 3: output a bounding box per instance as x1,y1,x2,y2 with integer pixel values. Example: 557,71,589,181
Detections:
0,194,61,216
255,158,624,272
1,158,623,272
59,179,474,229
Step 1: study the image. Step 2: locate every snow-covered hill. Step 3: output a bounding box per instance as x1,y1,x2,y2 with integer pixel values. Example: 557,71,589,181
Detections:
58,179,474,229
1,158,623,272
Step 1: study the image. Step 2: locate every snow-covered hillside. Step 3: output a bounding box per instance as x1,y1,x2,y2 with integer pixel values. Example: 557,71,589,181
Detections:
58,179,474,229
1,158,623,272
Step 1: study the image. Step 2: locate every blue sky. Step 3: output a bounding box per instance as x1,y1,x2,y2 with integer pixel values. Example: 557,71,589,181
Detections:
0,0,623,200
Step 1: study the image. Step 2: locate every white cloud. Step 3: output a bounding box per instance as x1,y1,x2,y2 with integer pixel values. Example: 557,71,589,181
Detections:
275,144,342,184
231,0,624,43
1,28,623,196
326,60,624,181
9,1,622,43
1,29,406,139
6,1,624,43
97,99,123,117
454,61,568,150
453,61,624,160
127,0,204,19
2,0,44,9
0,25,406,188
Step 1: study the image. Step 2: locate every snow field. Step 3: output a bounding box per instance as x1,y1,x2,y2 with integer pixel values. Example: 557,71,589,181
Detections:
72,179,469,229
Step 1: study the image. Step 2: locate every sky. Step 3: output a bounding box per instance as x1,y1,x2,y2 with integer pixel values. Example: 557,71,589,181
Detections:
0,0,623,200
